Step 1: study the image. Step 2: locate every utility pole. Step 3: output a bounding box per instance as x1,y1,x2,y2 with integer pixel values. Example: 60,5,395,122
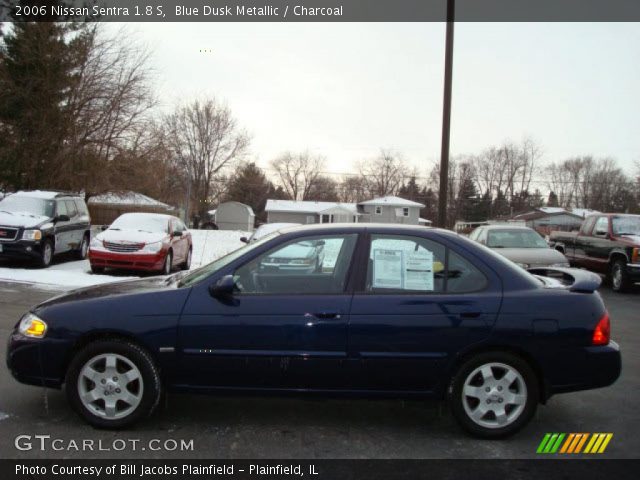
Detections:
437,0,455,228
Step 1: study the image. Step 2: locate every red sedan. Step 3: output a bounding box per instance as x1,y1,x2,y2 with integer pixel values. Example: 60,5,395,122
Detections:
89,213,192,275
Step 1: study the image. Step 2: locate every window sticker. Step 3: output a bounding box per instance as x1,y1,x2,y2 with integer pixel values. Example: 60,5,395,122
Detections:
372,249,403,289
404,250,434,291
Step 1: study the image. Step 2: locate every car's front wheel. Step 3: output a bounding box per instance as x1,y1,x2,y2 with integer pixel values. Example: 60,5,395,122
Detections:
449,352,538,438
66,339,161,429
611,258,631,293
161,251,173,275
38,239,54,268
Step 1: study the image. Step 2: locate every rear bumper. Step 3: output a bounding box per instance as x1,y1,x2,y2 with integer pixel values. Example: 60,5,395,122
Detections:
548,341,621,396
89,249,166,271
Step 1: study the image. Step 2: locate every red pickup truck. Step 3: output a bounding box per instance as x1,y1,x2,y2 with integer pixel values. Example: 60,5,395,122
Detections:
549,213,640,292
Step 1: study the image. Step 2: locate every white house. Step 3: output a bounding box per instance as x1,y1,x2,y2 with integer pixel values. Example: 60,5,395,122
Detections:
265,196,426,225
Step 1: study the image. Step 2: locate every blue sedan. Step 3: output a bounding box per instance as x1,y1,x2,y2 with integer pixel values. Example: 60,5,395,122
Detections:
6,224,621,437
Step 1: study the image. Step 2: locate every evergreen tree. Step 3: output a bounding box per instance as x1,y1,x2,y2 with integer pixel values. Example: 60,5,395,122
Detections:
0,22,82,189
547,191,559,207
224,162,277,223
458,176,484,221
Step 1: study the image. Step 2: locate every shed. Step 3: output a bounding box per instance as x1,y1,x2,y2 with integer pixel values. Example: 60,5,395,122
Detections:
214,201,255,231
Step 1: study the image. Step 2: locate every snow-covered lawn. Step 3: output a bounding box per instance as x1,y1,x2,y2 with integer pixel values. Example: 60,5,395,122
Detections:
0,230,246,290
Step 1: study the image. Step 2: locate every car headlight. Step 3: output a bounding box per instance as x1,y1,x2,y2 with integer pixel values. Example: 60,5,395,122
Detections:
142,241,163,253
551,262,570,268
18,313,47,338
90,237,102,248
22,229,42,241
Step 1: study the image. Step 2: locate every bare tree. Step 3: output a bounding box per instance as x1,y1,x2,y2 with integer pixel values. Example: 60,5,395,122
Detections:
357,150,407,197
338,175,369,203
270,151,324,200
164,98,249,218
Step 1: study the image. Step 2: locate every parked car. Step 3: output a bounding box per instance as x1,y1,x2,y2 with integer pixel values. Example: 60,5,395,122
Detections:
549,213,640,292
469,225,569,269
0,191,91,267
240,222,300,243
7,224,620,438
89,213,192,275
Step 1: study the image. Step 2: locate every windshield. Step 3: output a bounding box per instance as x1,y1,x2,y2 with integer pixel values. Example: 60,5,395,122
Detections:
110,214,169,233
487,229,548,248
178,231,282,287
0,195,55,217
612,216,640,236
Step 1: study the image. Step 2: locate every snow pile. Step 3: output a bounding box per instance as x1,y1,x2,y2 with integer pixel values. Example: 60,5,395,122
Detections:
88,191,169,207
0,230,246,289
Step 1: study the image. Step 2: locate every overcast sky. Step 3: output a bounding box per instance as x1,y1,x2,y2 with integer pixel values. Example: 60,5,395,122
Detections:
111,22,640,179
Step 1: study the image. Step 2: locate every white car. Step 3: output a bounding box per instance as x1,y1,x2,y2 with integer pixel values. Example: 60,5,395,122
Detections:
241,223,300,243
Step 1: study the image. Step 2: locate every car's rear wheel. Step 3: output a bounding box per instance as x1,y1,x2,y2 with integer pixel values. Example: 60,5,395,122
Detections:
76,234,89,260
611,258,630,292
66,339,161,429
181,248,192,270
450,352,538,438
38,239,54,268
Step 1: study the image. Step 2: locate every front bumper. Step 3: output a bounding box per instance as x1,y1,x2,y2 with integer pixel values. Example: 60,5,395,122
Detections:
6,331,66,389
625,263,640,281
89,248,166,271
0,240,44,261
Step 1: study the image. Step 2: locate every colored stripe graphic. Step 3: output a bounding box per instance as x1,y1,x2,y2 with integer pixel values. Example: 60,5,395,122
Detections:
537,433,613,454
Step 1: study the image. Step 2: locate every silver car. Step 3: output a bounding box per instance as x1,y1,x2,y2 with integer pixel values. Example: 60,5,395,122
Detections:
469,225,569,268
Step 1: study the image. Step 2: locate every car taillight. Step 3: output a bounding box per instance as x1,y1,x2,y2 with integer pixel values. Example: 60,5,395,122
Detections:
592,312,610,346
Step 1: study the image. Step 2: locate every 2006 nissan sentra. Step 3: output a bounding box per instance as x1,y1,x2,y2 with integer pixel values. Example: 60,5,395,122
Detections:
6,224,621,438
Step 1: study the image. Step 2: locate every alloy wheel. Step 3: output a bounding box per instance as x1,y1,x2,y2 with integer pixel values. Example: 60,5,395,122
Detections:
612,265,622,290
461,362,527,429
42,244,52,266
77,353,144,420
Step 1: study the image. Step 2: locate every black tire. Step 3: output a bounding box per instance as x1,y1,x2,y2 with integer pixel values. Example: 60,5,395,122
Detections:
161,250,173,275
38,239,54,268
449,351,538,439
65,339,161,429
610,258,630,293
180,248,192,270
91,265,105,274
76,233,90,260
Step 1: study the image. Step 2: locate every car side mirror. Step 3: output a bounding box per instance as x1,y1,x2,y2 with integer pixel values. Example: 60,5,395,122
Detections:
209,275,236,298
240,237,248,243
172,230,183,237
55,214,70,222
100,225,109,231
595,229,607,237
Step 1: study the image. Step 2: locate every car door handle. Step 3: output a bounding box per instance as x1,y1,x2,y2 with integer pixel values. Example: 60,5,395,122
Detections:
459,311,482,318
309,312,342,320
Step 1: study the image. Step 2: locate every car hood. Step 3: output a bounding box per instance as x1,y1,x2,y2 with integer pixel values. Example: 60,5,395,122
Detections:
97,229,167,244
492,247,567,266
34,275,180,310
0,211,49,228
617,234,640,245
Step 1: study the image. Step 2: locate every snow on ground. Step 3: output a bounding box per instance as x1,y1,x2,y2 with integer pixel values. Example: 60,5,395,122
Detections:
0,230,246,290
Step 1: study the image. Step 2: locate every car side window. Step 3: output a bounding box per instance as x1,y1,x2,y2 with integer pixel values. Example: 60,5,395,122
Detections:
64,200,77,218
365,234,487,294
233,234,358,295
56,200,68,218
594,217,608,236
447,250,488,293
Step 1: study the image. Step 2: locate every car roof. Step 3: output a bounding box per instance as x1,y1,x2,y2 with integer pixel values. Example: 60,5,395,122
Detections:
478,225,535,231
12,190,82,199
116,212,175,220
277,223,444,235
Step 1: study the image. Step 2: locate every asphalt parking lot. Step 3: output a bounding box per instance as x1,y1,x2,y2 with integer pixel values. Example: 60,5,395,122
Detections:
0,280,638,460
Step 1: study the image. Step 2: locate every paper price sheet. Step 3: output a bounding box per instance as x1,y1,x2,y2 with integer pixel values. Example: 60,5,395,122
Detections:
372,248,434,291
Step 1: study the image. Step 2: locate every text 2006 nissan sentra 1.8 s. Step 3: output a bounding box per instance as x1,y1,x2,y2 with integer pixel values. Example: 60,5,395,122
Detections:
6,224,621,438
